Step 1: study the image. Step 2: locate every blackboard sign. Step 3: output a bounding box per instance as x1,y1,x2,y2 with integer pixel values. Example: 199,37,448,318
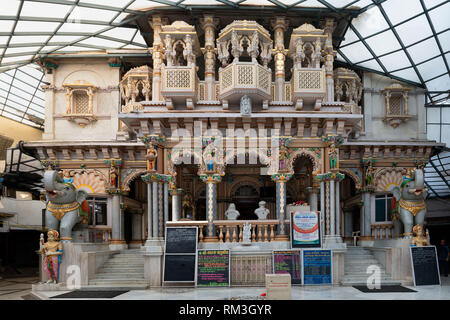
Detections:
303,250,332,285
196,250,230,287
165,227,198,254
273,250,302,285
163,227,198,283
164,255,196,282
410,246,441,286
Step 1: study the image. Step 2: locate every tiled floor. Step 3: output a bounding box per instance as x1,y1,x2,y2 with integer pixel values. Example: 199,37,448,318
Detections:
30,276,450,300
0,276,40,300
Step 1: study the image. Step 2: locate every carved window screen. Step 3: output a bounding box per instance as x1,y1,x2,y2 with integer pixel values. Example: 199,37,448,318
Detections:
73,90,90,114
388,95,404,115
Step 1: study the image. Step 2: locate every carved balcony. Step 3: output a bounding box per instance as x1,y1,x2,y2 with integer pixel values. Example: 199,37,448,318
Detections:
218,61,271,105
291,67,326,110
161,66,199,109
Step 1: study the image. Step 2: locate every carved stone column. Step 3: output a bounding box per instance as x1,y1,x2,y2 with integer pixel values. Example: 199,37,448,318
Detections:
271,173,293,240
306,184,320,211
170,188,183,221
199,174,222,242
271,17,288,101
201,15,219,101
322,18,336,102
150,16,167,102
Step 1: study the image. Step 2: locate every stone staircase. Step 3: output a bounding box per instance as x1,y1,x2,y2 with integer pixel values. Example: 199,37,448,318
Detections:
87,249,147,289
341,246,401,286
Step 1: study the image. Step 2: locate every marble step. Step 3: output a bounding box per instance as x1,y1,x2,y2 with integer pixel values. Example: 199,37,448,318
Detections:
95,274,145,279
99,267,144,272
345,259,380,264
109,257,144,260
345,267,386,273
96,270,144,275
89,279,147,285
340,280,402,286
80,284,148,291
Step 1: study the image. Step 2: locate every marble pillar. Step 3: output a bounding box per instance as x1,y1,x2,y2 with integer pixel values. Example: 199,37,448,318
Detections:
200,15,218,101
362,192,372,239
272,174,292,240
150,16,166,102
204,181,218,241
164,182,169,230
146,182,153,240
171,188,183,221
329,180,335,236
307,186,319,211
271,17,288,101
335,180,340,237
152,181,159,239
111,194,121,242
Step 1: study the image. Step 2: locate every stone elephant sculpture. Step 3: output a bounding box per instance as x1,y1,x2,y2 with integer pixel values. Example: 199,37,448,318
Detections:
44,171,89,242
392,168,427,238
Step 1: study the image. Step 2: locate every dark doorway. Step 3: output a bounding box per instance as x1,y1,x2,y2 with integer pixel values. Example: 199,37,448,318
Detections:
232,185,259,220
124,210,132,244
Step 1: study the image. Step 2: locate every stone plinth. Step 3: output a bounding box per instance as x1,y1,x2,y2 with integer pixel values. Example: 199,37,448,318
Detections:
265,274,291,300
144,239,165,287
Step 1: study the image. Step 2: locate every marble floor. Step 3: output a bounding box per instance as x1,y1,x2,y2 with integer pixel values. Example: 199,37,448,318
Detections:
0,276,40,300
27,276,450,300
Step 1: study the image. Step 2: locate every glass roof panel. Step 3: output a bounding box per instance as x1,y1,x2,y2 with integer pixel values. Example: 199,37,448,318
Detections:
378,50,411,72
425,74,450,92
20,2,71,19
428,2,450,33
394,15,433,47
127,0,168,10
423,0,447,9
438,31,450,52
14,21,60,33
381,0,424,25
68,6,118,23
407,37,441,65
390,67,421,83
351,6,389,37
358,59,384,73
365,30,401,56
417,56,446,81
339,41,373,62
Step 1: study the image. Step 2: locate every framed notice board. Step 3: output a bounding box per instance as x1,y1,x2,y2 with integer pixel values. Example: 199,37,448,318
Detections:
410,246,441,286
163,227,198,283
273,250,302,285
290,211,321,248
303,249,332,285
196,250,230,287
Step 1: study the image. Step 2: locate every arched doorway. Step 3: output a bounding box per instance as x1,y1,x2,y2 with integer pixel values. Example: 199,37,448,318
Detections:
287,155,313,204
232,184,259,220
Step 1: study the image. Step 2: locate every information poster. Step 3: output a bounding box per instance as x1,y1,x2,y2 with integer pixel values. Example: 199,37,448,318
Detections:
196,250,230,287
303,249,332,285
273,250,302,285
410,246,440,286
291,211,321,248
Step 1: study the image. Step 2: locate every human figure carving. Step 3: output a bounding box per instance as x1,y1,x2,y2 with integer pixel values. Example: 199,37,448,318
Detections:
225,203,240,220
254,201,269,220
40,230,63,284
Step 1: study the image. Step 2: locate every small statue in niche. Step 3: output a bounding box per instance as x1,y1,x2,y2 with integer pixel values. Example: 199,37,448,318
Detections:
109,165,118,188
411,224,429,247
254,201,270,220
242,222,252,244
365,164,374,186
40,230,63,284
240,95,252,117
146,146,157,171
279,144,289,172
225,203,240,220
328,143,338,170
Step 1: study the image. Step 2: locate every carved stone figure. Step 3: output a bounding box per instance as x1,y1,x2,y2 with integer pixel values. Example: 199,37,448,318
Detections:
146,146,157,171
392,168,428,238
279,144,289,172
328,143,337,170
40,230,63,284
240,95,252,116
242,222,252,244
254,201,269,220
411,224,429,247
225,203,240,220
44,171,89,242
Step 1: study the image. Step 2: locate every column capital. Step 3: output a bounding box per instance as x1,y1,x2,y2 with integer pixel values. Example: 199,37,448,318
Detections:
140,134,166,147
199,173,223,183
271,16,289,32
321,134,344,147
271,172,293,182
200,14,220,31
142,172,172,184
315,172,345,182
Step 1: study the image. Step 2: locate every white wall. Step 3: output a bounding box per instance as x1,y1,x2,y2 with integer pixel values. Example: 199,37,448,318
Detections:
362,72,427,141
0,197,45,229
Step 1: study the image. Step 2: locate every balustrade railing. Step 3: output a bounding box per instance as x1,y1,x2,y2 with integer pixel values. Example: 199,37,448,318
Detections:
166,220,290,243
371,223,394,240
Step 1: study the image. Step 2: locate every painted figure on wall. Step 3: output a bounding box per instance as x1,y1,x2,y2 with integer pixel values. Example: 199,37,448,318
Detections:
40,230,63,284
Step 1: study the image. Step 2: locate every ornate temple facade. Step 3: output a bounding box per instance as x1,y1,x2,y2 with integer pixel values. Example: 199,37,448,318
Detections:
25,10,442,260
